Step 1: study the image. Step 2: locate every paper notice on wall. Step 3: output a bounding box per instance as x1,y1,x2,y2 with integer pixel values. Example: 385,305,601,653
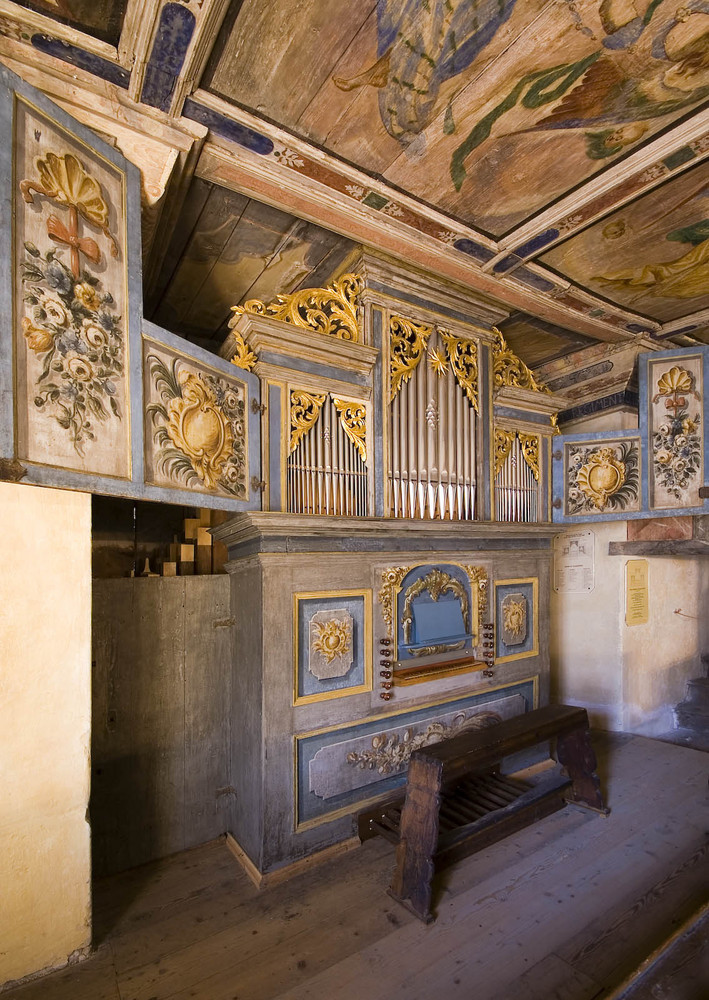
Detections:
553,530,594,593
626,559,649,627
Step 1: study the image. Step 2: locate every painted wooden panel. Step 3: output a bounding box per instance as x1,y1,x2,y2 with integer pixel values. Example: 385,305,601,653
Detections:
541,160,709,324
552,430,644,524
640,346,708,513
207,1,709,236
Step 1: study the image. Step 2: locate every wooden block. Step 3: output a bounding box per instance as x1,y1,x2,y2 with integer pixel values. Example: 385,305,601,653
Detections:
197,526,212,548
184,518,200,540
162,561,177,577
196,545,212,576
180,562,195,576
198,508,212,526
180,543,194,564
169,535,180,562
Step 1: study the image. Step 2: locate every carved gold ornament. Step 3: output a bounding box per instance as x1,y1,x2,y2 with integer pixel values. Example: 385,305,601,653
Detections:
502,598,526,640
428,347,448,376
20,152,119,278
492,328,550,394
378,566,409,638
345,711,501,775
333,398,367,462
462,564,489,621
289,390,326,453
390,316,433,400
439,330,479,412
494,428,516,476
576,447,626,511
518,433,540,481
226,328,257,371
230,273,362,342
311,617,352,664
166,372,234,489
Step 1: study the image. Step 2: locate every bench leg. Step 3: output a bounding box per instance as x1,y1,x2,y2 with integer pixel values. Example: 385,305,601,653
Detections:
555,725,609,814
388,758,441,922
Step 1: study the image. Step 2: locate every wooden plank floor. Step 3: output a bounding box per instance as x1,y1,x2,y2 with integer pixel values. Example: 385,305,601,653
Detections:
5,734,708,1000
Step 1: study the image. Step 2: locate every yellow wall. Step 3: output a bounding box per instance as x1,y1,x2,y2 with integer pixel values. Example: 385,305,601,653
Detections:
0,482,92,987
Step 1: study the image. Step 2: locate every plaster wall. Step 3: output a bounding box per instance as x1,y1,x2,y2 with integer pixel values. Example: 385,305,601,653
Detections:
562,408,638,435
551,520,705,734
550,521,625,730
0,482,92,987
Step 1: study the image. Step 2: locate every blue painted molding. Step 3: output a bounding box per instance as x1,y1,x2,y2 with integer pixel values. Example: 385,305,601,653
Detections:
140,3,195,112
512,229,560,258
452,238,495,263
367,280,497,330
512,267,557,293
30,35,130,88
494,405,553,426
182,99,274,155
557,389,638,424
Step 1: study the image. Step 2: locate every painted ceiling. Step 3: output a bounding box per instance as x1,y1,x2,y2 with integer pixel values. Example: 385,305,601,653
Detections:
206,0,709,237
1,0,709,392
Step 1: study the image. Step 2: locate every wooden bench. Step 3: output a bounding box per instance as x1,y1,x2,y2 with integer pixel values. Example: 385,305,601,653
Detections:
358,704,608,922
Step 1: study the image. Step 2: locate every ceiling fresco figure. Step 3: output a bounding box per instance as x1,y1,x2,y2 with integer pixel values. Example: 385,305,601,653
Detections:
450,1,709,192
333,0,520,144
595,216,709,302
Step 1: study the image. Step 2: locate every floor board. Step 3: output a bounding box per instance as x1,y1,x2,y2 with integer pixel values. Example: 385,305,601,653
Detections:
3,734,707,1000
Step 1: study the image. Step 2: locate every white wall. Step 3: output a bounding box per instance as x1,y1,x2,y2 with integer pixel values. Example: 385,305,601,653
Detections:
0,482,92,987
551,520,705,735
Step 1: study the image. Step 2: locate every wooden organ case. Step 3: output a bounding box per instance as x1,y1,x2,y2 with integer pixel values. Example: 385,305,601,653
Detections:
213,253,567,879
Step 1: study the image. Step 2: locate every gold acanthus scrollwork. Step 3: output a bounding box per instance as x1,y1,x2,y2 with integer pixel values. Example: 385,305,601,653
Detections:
438,330,479,412
493,428,516,476
289,390,326,453
492,328,550,394
378,564,487,643
230,273,362,342
378,566,410,638
225,328,258,372
332,398,367,462
345,711,502,775
389,316,433,401
518,433,540,482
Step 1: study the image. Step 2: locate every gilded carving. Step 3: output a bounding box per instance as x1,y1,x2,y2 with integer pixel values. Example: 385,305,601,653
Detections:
226,328,257,371
389,316,433,400
311,617,352,664
333,398,367,462
439,329,479,412
308,608,355,680
230,273,362,342
289,390,326,453
493,428,516,476
462,564,488,621
146,350,247,497
428,347,448,376
401,568,469,656
501,594,527,645
518,433,540,481
378,566,410,638
492,328,550,394
576,447,626,511
345,711,501,775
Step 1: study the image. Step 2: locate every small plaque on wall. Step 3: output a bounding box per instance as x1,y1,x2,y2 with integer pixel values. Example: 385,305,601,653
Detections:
626,559,649,627
554,530,594,593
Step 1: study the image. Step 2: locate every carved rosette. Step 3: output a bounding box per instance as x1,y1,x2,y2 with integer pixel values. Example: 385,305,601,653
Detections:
501,593,527,646
230,273,362,342
289,390,326,453
389,316,433,400
439,330,479,412
309,609,354,679
332,398,367,462
492,328,550,394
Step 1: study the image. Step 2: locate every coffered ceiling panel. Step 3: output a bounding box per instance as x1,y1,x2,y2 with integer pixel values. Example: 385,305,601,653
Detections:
14,0,128,47
540,158,709,323
206,0,709,237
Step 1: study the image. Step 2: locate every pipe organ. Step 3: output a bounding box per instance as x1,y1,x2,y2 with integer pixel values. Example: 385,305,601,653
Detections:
215,253,567,880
